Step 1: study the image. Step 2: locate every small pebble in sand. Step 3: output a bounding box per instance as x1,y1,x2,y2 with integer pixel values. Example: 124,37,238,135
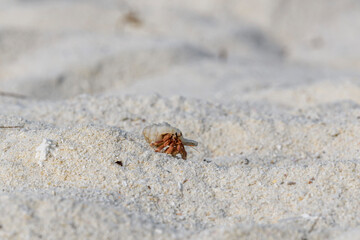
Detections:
115,161,123,166
35,138,57,166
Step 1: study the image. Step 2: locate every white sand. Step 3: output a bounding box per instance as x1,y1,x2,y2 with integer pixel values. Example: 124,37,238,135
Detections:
1,1,360,239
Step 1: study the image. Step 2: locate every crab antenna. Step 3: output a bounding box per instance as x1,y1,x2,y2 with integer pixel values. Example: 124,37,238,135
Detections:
188,146,200,153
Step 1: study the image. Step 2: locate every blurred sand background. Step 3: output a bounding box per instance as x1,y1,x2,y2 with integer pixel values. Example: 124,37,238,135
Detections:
1,0,360,239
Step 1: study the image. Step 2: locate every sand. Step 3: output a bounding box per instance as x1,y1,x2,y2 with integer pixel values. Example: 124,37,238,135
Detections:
1,1,360,239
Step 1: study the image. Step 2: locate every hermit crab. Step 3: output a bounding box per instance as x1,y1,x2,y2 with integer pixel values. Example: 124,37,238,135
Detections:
143,122,198,160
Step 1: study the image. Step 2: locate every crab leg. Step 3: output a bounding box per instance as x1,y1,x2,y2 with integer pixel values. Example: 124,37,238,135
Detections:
165,142,176,155
155,139,172,152
178,143,187,160
160,133,172,142
151,133,172,147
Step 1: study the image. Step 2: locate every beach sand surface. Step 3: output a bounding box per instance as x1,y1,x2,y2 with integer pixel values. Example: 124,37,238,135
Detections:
0,1,360,239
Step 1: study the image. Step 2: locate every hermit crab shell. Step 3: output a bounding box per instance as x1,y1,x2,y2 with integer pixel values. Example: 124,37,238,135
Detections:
142,122,198,147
